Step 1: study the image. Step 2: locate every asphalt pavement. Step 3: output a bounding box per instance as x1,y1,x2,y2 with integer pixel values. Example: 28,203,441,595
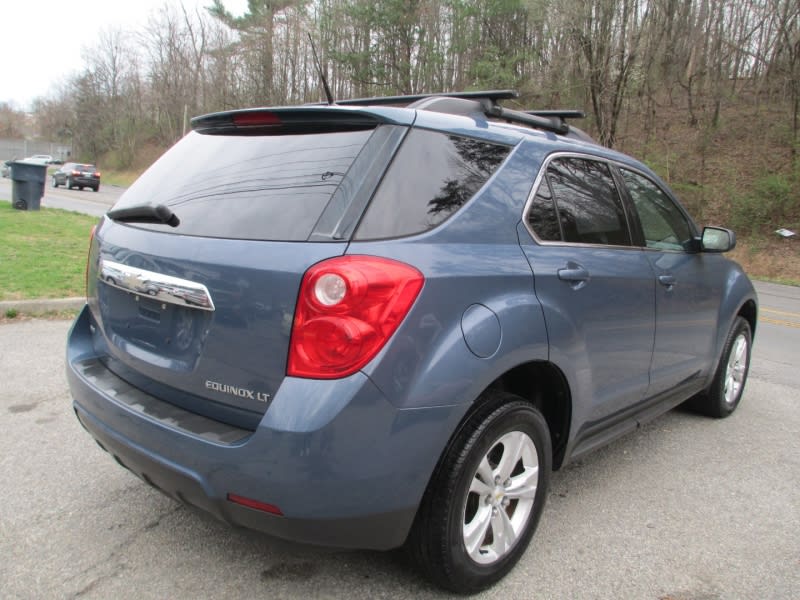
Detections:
0,282,798,599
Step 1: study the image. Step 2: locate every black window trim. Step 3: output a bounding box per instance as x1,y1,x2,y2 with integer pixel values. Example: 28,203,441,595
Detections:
309,123,410,241
522,151,638,250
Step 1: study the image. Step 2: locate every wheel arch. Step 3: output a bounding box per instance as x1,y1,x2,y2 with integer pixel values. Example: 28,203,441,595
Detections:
486,361,572,470
435,360,572,474
738,298,757,339
704,265,758,389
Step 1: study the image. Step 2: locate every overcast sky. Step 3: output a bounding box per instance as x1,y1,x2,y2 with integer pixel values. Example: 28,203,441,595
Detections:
0,0,248,111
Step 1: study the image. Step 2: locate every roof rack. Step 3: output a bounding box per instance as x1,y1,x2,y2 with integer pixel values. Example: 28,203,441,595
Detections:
309,89,586,137
526,110,586,120
481,100,568,135
332,89,519,107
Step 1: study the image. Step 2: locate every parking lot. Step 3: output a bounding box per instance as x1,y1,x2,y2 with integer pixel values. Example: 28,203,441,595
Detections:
1,282,798,599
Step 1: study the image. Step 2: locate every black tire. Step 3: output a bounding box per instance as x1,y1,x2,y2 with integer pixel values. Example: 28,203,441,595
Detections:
689,316,752,418
92,185,99,192
407,393,551,593
66,177,72,190
52,176,58,188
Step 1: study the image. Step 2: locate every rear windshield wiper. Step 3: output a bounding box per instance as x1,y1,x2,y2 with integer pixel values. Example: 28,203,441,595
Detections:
107,204,180,227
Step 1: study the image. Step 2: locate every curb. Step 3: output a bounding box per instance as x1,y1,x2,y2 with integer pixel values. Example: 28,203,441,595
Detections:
0,297,85,314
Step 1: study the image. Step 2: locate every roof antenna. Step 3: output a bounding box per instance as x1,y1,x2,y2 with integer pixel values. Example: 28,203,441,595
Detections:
307,33,334,105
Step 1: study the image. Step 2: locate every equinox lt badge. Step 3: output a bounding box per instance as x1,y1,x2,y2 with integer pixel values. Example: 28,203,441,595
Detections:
206,380,270,403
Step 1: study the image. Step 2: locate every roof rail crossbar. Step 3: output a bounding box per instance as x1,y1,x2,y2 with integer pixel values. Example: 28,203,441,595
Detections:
526,110,586,121
481,100,569,135
329,89,519,107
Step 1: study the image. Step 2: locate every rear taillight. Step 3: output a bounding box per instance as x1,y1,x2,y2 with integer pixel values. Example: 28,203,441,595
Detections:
94,171,101,177
71,170,80,176
288,256,424,379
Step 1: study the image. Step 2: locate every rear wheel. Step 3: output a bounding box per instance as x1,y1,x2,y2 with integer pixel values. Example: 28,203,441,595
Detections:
92,185,99,192
66,177,72,190
407,393,551,593
689,316,752,418
52,176,58,188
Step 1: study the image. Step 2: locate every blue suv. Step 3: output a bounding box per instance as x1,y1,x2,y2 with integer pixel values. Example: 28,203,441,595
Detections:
66,90,757,592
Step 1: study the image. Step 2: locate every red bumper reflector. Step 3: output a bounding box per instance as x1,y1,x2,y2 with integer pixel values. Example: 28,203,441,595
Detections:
226,493,284,516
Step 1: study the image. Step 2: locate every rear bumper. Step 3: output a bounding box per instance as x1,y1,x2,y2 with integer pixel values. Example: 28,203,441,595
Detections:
67,305,461,550
67,175,98,186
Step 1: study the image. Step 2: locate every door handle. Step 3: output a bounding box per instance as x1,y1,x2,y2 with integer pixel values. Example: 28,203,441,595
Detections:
558,262,589,289
658,274,676,289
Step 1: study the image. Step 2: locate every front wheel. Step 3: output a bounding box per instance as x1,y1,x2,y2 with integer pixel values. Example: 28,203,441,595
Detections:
407,394,551,593
689,316,752,418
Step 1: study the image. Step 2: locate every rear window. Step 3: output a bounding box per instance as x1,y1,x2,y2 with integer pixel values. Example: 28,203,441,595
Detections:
111,128,375,241
354,129,511,239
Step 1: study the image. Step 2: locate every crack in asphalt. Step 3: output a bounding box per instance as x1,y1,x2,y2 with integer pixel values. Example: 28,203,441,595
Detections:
64,504,185,598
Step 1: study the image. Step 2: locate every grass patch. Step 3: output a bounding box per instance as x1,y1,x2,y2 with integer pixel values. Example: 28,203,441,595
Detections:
729,235,800,286
0,201,98,300
0,307,80,323
730,174,798,236
101,169,140,187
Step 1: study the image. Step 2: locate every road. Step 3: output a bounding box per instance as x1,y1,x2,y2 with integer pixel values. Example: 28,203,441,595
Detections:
0,285,798,599
0,175,123,217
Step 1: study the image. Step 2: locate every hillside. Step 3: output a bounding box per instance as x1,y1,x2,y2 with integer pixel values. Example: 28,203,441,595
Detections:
614,93,799,283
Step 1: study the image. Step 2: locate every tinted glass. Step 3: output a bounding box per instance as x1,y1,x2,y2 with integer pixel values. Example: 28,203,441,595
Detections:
355,129,511,239
620,169,693,251
527,178,562,241
111,128,374,241
546,158,631,246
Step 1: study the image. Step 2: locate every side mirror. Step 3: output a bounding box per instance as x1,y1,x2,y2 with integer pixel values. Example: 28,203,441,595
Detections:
701,226,736,253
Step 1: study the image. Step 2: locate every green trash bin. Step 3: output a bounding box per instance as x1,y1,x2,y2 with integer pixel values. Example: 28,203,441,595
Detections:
10,161,47,211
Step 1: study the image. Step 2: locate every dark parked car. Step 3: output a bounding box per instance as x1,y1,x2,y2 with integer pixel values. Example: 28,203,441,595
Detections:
52,162,100,191
66,90,756,593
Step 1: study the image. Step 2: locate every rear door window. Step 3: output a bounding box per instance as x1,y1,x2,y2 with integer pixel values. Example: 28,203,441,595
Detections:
354,129,511,239
543,157,631,246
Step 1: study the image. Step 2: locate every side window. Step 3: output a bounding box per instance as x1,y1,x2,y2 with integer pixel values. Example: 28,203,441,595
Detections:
620,169,693,251
354,129,511,240
545,157,631,246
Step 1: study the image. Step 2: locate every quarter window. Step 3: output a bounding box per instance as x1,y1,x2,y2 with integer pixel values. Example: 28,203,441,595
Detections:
354,129,511,239
620,169,693,251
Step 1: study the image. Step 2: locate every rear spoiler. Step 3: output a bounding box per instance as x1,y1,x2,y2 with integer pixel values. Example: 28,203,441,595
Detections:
191,107,407,135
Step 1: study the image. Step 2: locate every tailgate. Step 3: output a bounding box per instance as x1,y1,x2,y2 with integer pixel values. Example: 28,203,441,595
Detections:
88,221,346,425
